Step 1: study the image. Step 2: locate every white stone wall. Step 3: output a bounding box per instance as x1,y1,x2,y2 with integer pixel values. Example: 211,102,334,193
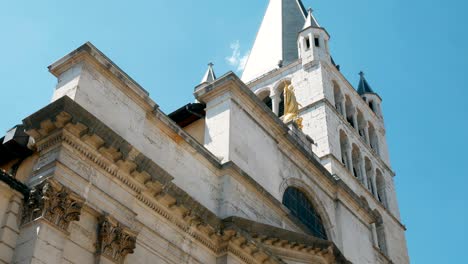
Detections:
184,119,205,144
0,183,22,264
336,203,375,264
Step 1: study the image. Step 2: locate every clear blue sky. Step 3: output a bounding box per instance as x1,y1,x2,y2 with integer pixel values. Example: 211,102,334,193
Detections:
0,0,466,262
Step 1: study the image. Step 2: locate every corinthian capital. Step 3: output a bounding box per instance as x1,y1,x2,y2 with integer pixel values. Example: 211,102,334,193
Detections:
22,179,84,232
97,215,137,264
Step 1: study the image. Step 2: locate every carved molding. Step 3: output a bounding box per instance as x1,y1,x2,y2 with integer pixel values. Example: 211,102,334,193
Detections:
97,215,137,264
22,179,84,232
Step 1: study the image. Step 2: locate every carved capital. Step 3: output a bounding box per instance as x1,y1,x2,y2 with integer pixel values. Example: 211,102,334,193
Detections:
97,215,137,264
22,179,84,232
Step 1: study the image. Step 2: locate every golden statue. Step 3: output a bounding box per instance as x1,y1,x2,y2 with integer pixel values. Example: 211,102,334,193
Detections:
282,82,303,129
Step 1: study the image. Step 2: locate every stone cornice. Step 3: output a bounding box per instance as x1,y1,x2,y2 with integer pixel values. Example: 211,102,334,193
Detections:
223,217,350,264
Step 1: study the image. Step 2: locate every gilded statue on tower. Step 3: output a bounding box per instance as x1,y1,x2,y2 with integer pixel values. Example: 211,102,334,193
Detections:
282,82,303,129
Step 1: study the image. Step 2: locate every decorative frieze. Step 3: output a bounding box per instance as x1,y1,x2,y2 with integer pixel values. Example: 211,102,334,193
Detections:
22,179,84,232
97,215,137,264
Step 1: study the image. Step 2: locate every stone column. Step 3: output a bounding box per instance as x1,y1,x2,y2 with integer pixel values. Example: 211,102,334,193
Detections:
340,101,346,118
271,93,280,115
360,161,368,188
353,113,359,132
96,215,137,264
13,179,84,264
371,223,379,248
364,124,370,144
0,185,22,264
372,177,379,200
346,147,353,174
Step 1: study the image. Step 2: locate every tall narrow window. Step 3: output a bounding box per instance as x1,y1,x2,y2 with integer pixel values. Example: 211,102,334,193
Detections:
314,37,320,47
278,92,285,117
305,37,311,49
374,214,388,256
283,187,328,240
376,171,388,208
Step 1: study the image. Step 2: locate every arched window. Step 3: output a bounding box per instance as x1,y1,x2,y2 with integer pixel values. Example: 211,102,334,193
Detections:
357,110,367,142
376,170,388,208
368,123,380,155
374,212,388,255
257,90,272,111
276,81,289,117
339,131,350,169
351,144,363,182
283,187,328,240
333,82,344,117
365,157,375,195
345,96,355,128
278,91,285,117
369,100,375,112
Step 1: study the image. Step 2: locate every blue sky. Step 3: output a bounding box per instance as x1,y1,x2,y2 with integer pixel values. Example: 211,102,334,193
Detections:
0,0,466,262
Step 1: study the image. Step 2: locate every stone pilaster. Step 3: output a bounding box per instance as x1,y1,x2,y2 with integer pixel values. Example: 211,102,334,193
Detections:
96,215,137,264
0,188,22,264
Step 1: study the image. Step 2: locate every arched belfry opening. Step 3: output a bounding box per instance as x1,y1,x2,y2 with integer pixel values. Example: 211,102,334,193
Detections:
276,80,291,117
282,187,328,240
376,170,388,208
257,89,273,111
339,130,350,169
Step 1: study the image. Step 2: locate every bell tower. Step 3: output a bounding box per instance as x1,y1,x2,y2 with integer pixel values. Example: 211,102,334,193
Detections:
243,1,409,263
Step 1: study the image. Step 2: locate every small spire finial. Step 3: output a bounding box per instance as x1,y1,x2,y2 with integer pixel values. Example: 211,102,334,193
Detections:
359,71,365,77
302,7,320,29
201,62,216,84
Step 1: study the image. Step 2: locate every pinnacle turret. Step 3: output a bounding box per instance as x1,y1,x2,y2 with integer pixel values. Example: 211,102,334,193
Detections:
303,8,320,29
200,63,216,84
357,71,376,95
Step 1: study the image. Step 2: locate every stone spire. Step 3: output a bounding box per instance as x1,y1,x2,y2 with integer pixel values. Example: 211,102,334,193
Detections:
201,63,216,84
242,0,307,83
303,8,320,29
357,71,376,95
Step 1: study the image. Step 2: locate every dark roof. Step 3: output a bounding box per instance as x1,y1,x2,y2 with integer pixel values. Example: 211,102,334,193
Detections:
357,71,376,95
168,103,206,128
0,125,33,166
0,170,29,197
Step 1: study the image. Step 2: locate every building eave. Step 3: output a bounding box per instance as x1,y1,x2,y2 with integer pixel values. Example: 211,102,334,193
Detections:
0,170,29,198
48,42,157,110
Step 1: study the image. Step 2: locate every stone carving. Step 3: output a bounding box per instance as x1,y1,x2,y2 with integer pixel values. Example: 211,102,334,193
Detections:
22,179,84,231
282,82,303,129
97,215,137,264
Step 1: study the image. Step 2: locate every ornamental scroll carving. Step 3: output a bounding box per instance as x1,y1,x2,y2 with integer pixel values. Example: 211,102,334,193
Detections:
22,179,84,232
97,215,137,264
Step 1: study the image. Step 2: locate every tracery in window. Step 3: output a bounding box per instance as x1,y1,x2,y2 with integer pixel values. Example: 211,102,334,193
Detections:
282,187,328,240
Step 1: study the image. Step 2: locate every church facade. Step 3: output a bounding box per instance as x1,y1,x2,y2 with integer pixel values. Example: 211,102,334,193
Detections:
0,1,409,263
